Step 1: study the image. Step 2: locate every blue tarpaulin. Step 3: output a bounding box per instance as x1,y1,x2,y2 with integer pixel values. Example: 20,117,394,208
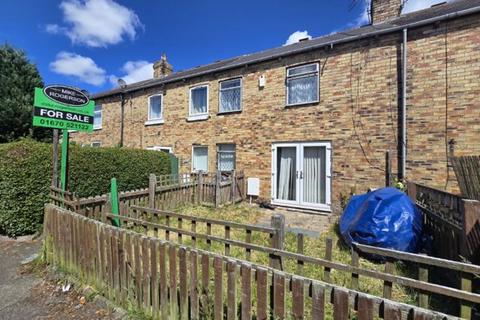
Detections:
339,187,422,253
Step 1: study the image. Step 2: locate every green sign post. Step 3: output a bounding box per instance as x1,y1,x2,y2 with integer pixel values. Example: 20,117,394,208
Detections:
60,131,69,192
33,85,95,192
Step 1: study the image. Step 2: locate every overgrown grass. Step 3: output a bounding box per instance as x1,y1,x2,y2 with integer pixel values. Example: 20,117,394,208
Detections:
138,202,416,311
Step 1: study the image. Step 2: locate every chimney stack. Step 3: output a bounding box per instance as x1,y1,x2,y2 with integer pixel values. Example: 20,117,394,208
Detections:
370,0,403,24
153,53,173,79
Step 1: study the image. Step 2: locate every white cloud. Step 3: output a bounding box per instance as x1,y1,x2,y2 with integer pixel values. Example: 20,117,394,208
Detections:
284,31,312,46
402,0,454,14
50,51,106,86
47,0,142,47
109,60,153,86
45,24,66,34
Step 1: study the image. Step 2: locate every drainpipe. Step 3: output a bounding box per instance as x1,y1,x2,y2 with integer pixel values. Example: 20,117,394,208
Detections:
120,92,125,147
400,28,408,180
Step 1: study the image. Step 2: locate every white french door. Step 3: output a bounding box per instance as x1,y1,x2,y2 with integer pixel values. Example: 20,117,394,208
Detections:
271,142,331,211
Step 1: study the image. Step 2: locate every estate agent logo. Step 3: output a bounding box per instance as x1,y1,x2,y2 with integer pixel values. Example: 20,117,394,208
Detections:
43,85,89,107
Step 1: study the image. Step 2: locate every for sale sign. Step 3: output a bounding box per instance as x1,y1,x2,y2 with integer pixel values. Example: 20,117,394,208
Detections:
33,85,95,132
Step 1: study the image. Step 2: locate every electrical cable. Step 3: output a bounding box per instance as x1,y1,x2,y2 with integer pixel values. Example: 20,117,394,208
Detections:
349,50,385,172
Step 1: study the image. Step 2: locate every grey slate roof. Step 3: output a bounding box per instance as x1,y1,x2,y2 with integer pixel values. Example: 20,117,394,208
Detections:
93,0,480,99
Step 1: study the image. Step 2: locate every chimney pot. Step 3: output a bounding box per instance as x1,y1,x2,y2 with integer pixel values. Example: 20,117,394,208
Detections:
153,53,173,79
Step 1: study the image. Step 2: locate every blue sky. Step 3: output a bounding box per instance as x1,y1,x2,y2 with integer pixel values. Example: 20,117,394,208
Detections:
0,0,446,94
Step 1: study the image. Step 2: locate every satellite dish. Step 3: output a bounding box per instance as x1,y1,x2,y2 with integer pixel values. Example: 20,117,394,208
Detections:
117,78,127,89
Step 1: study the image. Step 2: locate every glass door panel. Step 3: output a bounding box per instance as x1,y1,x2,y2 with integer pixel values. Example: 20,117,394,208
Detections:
276,146,297,201
302,146,326,205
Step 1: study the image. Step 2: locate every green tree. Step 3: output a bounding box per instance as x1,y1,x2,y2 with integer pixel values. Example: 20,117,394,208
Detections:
0,44,50,142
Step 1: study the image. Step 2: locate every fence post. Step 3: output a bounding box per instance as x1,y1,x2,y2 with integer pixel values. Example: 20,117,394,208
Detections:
324,238,333,282
383,259,394,299
231,170,236,204
197,172,203,204
104,197,111,224
241,170,246,200
460,199,480,259
418,262,429,309
351,248,359,290
459,199,479,319
460,272,473,319
297,233,304,275
215,170,221,208
149,173,156,209
270,214,285,270
406,181,417,202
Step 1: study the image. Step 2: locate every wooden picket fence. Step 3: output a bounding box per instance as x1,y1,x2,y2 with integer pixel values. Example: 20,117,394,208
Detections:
51,171,246,218
43,204,456,320
49,179,480,318
95,204,480,318
151,171,246,209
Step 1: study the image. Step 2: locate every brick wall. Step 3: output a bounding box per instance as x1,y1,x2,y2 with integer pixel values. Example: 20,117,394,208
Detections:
407,17,480,191
71,14,480,213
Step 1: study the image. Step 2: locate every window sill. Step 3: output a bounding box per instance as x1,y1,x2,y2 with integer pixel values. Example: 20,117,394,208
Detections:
285,100,319,108
187,114,209,122
145,119,165,126
93,127,102,131
217,109,242,116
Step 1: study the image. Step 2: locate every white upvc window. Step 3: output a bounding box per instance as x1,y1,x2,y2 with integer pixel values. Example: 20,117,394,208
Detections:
145,94,164,125
93,105,102,130
286,63,319,106
146,146,173,153
192,146,208,172
217,144,236,171
188,85,209,121
219,78,242,113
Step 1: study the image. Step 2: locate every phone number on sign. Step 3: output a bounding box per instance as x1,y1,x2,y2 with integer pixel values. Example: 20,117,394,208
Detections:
38,119,90,130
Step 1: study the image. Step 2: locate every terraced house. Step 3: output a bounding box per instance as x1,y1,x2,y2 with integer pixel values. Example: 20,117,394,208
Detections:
71,0,480,213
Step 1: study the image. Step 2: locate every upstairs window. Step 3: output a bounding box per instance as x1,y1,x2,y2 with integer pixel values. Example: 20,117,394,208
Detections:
286,63,319,106
192,146,208,172
93,105,102,129
219,78,241,113
148,94,163,120
189,85,208,120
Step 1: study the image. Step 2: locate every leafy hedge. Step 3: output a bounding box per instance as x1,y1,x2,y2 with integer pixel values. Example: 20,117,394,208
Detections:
0,139,171,237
